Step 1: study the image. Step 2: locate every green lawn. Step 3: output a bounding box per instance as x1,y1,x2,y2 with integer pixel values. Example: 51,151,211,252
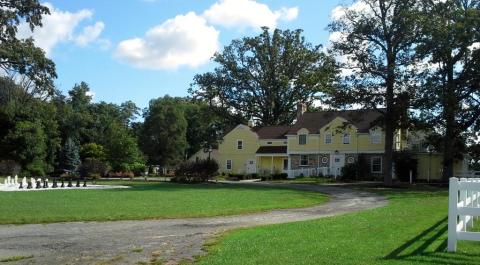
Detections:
196,187,480,265
0,181,327,224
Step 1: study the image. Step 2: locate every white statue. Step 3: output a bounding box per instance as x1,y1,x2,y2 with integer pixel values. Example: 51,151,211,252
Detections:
31,178,35,186
6,176,11,186
14,175,18,185
22,177,27,188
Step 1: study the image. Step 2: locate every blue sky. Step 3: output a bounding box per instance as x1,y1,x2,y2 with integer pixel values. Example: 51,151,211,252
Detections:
32,0,345,109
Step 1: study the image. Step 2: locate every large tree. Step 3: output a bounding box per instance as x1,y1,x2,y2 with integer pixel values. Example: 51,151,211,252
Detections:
415,0,480,180
0,0,56,96
140,96,187,167
328,0,419,186
191,27,337,126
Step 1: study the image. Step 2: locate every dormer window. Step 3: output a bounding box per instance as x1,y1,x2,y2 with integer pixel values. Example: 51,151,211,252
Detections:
325,133,332,144
299,134,307,145
371,132,381,144
237,140,243,150
343,133,350,144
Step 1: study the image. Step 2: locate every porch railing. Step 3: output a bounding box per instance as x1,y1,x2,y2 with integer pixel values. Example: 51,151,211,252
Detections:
287,167,333,179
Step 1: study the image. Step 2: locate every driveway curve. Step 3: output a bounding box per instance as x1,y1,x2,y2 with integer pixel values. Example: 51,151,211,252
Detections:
0,183,387,265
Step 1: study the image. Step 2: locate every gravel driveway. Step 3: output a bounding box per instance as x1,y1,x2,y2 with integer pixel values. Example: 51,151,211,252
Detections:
0,183,387,265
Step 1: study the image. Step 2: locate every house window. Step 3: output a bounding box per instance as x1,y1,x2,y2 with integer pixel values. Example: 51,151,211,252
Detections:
267,141,272,145
371,156,382,173
371,132,381,144
226,160,232,170
300,155,309,166
325,133,332,144
299,134,307,145
283,159,288,170
237,140,243,150
343,133,350,144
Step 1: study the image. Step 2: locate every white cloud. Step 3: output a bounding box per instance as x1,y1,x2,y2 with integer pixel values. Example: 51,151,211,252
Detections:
115,12,219,70
18,2,106,55
74,22,105,46
203,0,298,29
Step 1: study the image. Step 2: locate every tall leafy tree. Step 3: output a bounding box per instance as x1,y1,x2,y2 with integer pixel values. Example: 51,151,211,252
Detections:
328,0,419,186
415,0,480,180
191,27,337,126
140,96,187,166
0,0,56,96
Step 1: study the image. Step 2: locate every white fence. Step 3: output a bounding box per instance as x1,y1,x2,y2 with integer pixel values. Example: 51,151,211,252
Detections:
448,177,480,252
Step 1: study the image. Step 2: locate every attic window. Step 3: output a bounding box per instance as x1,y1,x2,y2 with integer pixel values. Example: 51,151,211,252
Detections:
343,133,350,144
325,133,332,144
299,134,307,145
371,132,381,144
237,140,243,150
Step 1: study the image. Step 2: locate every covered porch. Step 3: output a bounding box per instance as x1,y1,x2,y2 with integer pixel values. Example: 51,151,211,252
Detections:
255,146,288,175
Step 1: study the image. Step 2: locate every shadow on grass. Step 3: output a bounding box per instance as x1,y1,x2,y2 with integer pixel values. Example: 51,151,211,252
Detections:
384,216,479,265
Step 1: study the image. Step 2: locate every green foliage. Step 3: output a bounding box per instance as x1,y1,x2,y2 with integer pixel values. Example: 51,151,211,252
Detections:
0,1,56,95
0,160,21,176
78,158,109,179
141,96,187,166
394,152,418,182
340,163,357,180
328,0,420,186
191,27,337,126
59,138,80,171
80,143,106,161
103,122,144,172
129,162,147,176
415,0,480,179
2,120,48,176
174,159,219,183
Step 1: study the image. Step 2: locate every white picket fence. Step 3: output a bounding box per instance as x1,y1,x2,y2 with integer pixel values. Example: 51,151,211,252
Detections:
448,177,480,252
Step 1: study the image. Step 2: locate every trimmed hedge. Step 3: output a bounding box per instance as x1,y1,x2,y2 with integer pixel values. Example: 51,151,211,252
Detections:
173,159,219,183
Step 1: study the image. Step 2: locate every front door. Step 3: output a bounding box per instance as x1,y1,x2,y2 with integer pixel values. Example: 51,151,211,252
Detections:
331,154,345,178
246,159,257,174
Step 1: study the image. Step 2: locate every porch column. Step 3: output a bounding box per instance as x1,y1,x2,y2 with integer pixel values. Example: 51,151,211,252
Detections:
271,156,274,174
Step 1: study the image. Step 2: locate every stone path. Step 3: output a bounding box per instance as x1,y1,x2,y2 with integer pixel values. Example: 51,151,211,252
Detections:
0,183,387,265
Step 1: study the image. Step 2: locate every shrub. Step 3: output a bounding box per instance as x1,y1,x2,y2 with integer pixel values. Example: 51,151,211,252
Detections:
107,171,134,178
79,159,109,178
227,174,245,181
173,159,219,183
0,160,21,176
129,162,147,176
341,163,357,180
271,173,288,180
394,151,418,182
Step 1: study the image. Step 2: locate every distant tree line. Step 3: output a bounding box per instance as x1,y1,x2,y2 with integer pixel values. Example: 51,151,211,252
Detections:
0,0,479,185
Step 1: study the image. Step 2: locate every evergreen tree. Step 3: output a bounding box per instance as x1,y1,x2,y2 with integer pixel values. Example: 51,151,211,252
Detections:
60,138,80,171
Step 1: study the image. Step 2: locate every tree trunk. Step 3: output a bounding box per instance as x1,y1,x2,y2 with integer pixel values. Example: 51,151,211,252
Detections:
442,66,456,181
383,57,395,187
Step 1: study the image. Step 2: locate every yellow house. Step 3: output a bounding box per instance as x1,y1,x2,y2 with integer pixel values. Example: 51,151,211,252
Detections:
213,106,468,180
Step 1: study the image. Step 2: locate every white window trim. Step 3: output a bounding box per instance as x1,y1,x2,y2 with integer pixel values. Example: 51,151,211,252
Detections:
371,156,382,173
300,155,309,166
343,133,350,144
237,140,243,150
325,133,332,144
299,134,307,145
226,159,232,170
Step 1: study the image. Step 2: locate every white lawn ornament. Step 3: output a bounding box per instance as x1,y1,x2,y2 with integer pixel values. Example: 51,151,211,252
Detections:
14,175,18,185
6,176,11,186
22,177,27,188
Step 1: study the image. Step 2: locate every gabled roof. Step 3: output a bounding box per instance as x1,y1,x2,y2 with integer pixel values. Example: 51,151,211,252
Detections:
256,146,287,154
252,125,291,139
287,109,383,134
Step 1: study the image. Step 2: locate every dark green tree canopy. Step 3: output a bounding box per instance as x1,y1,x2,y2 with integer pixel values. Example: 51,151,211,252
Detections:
0,0,56,96
191,27,337,126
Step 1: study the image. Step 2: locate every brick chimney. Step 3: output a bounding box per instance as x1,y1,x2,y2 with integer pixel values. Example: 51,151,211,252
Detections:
297,102,307,119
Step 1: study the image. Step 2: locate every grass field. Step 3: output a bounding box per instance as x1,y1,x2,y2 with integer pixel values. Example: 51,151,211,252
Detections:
0,181,327,224
196,187,480,265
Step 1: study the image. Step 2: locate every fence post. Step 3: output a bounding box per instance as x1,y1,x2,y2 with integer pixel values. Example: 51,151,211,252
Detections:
448,177,459,252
